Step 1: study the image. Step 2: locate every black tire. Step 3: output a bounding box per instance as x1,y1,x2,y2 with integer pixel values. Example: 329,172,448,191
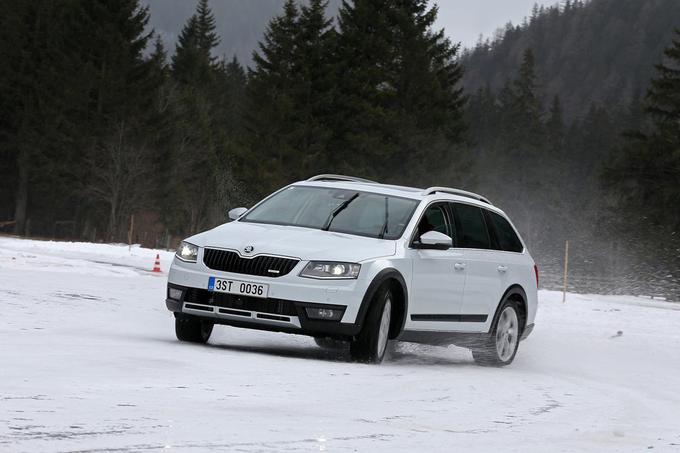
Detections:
175,316,213,344
471,298,521,367
314,337,348,350
350,285,392,364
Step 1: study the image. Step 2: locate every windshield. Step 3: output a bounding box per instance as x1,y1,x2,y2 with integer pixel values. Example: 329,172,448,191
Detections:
241,186,419,240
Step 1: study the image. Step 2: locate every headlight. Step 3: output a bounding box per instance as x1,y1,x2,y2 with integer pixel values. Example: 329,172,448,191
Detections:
176,241,198,262
300,261,361,279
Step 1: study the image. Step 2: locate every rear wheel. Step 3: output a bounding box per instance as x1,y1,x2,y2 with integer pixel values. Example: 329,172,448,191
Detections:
175,316,213,344
472,300,521,367
350,286,392,363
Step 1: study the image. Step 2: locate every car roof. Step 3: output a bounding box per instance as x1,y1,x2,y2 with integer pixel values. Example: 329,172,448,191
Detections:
292,177,508,216
294,180,423,198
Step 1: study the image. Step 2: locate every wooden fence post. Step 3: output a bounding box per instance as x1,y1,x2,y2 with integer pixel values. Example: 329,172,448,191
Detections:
563,240,569,303
128,214,134,252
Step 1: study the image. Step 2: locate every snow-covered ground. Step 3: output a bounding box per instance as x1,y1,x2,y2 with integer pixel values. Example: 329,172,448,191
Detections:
1,236,679,453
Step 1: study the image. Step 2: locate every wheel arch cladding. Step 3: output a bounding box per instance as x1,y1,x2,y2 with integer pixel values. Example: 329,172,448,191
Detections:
490,284,528,335
357,268,408,339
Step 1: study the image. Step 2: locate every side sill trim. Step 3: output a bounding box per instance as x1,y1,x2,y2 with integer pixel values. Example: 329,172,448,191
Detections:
410,314,488,322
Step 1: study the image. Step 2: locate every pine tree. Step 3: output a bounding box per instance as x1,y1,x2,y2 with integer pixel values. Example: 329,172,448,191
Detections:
467,85,498,147
494,48,543,174
545,95,566,184
0,1,82,235
288,0,336,176
221,56,248,134
607,29,680,229
172,1,220,86
483,48,547,246
0,0,159,239
546,95,564,148
149,35,169,79
246,0,336,186
195,0,220,58
76,0,156,240
511,49,543,145
646,29,680,127
602,30,680,301
78,0,153,124
164,0,240,233
246,0,303,189
251,0,298,82
172,17,206,85
212,56,248,213
333,0,466,184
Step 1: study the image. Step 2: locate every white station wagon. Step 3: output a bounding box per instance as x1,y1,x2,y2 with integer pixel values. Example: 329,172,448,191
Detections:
166,175,538,366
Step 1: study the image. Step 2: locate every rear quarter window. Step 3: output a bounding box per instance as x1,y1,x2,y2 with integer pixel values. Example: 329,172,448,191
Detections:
487,211,524,253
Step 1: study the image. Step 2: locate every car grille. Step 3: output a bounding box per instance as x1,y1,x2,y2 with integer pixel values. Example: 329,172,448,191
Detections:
183,288,298,316
202,248,299,278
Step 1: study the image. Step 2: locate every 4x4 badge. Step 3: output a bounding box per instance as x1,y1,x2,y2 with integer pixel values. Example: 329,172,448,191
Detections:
243,245,254,254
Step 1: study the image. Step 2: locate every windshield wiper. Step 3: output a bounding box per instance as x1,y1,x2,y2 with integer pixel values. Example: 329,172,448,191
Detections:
379,196,389,239
322,193,360,231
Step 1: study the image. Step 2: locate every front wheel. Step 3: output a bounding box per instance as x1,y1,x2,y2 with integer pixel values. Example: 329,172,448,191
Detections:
175,316,213,344
471,300,521,367
350,286,392,363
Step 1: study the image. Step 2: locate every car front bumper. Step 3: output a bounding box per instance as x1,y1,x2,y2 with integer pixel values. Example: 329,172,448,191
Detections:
168,254,369,324
166,283,363,339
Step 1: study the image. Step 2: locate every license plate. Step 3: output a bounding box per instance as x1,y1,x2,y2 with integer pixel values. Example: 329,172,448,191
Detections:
208,277,269,298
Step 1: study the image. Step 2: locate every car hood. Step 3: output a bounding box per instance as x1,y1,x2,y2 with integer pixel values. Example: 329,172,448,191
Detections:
185,221,396,262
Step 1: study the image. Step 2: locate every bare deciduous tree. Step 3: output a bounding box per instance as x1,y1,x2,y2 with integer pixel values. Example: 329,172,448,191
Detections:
87,121,153,241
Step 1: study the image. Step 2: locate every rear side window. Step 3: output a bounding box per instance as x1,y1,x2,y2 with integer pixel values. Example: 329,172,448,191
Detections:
487,211,523,252
451,203,491,249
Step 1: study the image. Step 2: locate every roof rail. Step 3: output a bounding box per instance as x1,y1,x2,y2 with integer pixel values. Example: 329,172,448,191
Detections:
307,174,378,184
422,187,492,205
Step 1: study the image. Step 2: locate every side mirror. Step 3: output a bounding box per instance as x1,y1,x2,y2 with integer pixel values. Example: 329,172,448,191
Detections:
414,230,453,250
228,207,248,221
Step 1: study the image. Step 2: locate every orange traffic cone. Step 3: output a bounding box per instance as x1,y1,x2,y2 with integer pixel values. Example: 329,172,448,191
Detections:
152,254,162,273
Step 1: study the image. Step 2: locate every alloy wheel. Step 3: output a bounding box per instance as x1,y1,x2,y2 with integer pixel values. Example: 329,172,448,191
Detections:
495,306,518,362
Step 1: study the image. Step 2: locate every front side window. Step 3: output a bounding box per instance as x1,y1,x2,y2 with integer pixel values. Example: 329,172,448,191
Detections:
452,203,491,249
416,203,454,239
241,186,419,240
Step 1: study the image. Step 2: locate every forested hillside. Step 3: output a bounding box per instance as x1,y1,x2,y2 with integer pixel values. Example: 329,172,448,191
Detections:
0,0,467,242
463,0,680,119
1,0,678,298
463,0,680,297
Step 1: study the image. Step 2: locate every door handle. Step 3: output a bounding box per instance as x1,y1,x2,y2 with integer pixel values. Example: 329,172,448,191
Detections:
497,265,508,273
454,262,467,271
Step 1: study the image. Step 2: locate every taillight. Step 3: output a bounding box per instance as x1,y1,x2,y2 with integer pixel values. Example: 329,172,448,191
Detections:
533,264,539,287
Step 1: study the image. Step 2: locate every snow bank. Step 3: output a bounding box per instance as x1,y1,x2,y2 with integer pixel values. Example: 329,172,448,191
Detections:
1,237,679,452
0,236,175,276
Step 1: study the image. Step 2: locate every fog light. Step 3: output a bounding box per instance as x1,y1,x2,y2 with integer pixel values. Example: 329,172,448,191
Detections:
305,307,344,321
168,288,183,300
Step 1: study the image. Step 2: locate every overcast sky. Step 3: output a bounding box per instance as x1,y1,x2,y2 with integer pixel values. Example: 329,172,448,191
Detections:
434,0,558,47
144,0,561,64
